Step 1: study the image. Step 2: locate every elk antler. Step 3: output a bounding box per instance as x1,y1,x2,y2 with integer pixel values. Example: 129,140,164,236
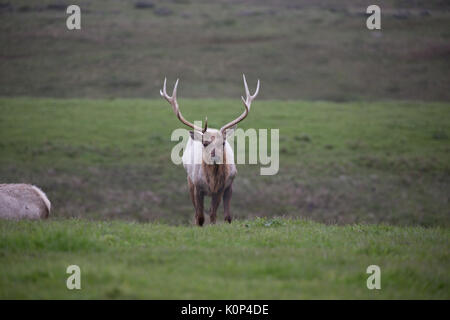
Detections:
160,78,207,133
220,74,260,135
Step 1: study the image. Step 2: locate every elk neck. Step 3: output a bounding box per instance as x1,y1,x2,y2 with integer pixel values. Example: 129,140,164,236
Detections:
202,151,228,193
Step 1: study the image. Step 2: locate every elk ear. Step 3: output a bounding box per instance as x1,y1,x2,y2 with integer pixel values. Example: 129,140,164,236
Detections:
224,125,237,140
189,130,203,141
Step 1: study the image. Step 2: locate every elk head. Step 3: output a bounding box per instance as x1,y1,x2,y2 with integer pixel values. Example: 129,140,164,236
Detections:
160,75,260,165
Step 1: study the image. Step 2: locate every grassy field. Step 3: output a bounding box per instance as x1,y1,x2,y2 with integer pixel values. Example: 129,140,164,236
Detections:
1,0,449,301
1,96,449,301
0,0,449,101
1,98,449,226
0,218,448,299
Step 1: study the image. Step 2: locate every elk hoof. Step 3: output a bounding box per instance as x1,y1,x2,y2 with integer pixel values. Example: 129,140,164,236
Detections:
224,216,232,224
197,216,205,226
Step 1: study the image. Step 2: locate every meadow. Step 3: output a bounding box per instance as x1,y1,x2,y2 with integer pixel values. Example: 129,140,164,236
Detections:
0,97,449,298
0,218,448,299
1,98,449,226
0,0,449,299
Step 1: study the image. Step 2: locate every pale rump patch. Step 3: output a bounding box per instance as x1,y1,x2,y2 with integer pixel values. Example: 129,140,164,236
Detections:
31,185,51,214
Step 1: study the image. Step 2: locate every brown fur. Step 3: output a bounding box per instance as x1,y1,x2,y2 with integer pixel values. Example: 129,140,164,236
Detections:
189,148,235,226
202,151,229,194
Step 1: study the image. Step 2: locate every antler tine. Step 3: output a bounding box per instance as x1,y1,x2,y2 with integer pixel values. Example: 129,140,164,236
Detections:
242,75,260,108
160,77,204,132
243,74,250,99
203,116,208,133
253,79,260,99
159,77,166,98
220,74,260,134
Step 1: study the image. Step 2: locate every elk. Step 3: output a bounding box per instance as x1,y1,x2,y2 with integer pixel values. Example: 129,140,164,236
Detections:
0,184,51,220
160,75,259,226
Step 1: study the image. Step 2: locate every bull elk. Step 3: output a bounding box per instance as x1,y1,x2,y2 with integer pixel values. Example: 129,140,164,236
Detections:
160,75,260,226
0,184,51,220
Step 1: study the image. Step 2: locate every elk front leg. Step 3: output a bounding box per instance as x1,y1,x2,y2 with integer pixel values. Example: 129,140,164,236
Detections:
194,187,205,226
188,177,196,210
209,192,223,224
223,185,232,223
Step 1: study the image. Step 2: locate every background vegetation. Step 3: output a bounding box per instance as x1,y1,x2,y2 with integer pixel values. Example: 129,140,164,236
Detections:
0,0,449,101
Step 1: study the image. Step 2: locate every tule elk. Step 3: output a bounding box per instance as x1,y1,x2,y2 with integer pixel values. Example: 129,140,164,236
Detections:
160,75,259,226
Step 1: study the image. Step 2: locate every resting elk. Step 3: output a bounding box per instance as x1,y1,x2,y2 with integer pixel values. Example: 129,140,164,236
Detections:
160,75,260,226
0,184,51,220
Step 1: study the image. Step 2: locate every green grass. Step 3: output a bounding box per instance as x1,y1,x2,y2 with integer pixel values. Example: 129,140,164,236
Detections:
0,218,448,299
0,97,448,299
1,98,449,226
1,0,449,301
0,0,449,101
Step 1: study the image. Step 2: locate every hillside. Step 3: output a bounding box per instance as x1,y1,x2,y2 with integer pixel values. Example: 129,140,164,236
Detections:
0,0,449,101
